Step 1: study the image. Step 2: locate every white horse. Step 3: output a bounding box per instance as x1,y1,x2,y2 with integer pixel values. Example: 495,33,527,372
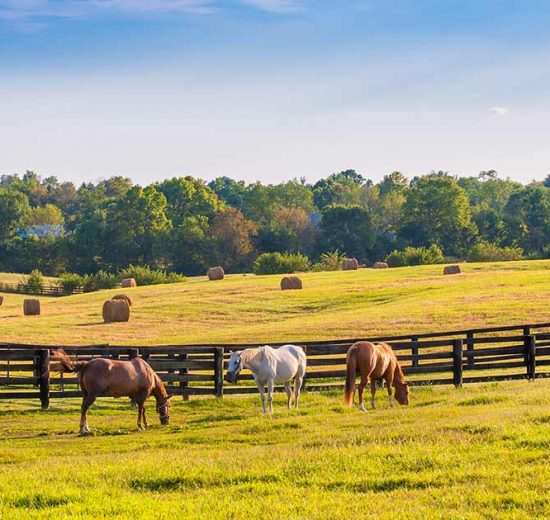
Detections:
224,345,306,413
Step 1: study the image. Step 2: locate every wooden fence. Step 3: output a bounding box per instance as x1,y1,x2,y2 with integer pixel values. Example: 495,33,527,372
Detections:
1,322,549,409
0,282,83,296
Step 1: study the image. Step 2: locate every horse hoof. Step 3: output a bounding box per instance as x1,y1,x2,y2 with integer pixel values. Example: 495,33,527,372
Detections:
79,430,91,437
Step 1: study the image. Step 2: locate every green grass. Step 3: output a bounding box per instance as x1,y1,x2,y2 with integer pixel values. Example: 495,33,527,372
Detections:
1,259,550,345
0,380,549,519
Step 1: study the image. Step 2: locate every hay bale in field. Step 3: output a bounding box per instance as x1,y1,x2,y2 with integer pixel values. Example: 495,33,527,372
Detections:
207,266,225,280
121,278,137,288
341,258,359,271
23,299,40,316
112,294,134,307
443,265,461,275
102,299,130,323
372,262,389,269
281,276,303,291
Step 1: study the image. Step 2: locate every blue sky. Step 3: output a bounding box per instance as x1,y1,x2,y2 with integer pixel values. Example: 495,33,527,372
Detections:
1,0,549,185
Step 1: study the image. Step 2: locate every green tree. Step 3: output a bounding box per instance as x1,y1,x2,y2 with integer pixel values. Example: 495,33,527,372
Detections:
107,186,172,267
0,188,30,241
378,171,409,197
156,176,222,226
208,208,257,271
400,175,475,255
313,170,365,209
317,205,375,261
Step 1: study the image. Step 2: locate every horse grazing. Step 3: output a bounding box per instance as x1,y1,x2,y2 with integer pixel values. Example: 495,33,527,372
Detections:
343,341,409,410
52,349,172,435
224,345,306,413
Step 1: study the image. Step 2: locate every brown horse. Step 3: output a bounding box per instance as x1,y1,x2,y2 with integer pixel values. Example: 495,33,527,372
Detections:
52,349,172,435
343,341,410,410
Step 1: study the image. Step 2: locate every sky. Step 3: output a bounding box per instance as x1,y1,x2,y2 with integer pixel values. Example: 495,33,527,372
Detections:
1,0,549,186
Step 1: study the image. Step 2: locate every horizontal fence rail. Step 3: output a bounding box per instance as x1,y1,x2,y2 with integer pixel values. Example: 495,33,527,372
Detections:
0,322,549,408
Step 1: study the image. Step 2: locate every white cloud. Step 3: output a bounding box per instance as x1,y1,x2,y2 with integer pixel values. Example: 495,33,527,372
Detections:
0,0,305,22
239,0,305,13
490,106,509,116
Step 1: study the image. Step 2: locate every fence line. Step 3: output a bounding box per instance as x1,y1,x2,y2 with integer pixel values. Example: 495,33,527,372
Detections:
0,321,549,408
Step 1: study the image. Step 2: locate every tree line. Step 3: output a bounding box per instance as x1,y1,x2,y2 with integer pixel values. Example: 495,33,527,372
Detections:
0,169,549,277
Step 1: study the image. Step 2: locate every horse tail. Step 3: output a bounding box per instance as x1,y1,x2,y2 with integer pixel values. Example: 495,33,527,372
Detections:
343,343,358,406
49,348,87,373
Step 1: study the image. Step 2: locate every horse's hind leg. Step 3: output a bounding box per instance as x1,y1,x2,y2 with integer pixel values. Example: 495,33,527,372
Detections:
79,394,96,436
293,375,303,409
256,381,267,414
284,382,292,410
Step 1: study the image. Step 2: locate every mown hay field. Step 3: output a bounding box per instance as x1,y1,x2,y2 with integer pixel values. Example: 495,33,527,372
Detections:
0,260,550,346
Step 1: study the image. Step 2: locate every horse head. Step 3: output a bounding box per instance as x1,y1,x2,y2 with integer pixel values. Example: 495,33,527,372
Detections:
224,351,243,384
157,394,172,425
395,382,410,405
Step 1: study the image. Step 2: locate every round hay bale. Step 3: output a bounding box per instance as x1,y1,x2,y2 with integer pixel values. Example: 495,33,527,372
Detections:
341,258,359,271
281,276,303,291
207,266,225,281
372,262,389,269
112,294,134,307
102,300,130,323
23,299,40,316
121,278,137,288
443,265,461,275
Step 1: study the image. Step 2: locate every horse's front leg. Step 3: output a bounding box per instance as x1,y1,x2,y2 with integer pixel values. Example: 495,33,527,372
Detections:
256,380,267,414
266,379,275,413
370,379,377,410
284,382,292,409
79,394,96,436
137,401,146,430
385,375,394,408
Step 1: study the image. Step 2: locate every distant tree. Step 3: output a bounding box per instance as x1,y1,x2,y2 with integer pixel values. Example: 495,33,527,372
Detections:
502,185,550,254
207,208,257,271
378,171,409,197
543,174,550,189
0,188,30,242
317,205,375,261
271,180,315,214
240,182,274,223
156,176,222,226
400,175,475,255
313,169,365,209
208,177,246,208
165,216,210,275
107,186,172,266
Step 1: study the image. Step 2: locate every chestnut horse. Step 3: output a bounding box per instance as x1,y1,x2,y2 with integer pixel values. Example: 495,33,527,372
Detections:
52,349,172,435
343,341,410,410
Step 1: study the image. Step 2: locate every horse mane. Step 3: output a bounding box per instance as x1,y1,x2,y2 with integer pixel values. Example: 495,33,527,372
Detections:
240,347,265,364
151,369,169,399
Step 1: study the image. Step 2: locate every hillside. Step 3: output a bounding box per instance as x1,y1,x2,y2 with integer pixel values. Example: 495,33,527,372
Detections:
0,260,548,346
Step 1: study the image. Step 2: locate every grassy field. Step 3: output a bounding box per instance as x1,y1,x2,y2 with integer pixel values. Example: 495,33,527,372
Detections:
0,259,550,345
0,381,548,519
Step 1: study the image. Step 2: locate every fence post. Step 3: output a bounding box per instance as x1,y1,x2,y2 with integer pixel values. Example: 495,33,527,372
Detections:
452,339,463,388
466,332,474,368
128,349,139,359
524,335,536,381
214,348,224,398
411,336,419,368
179,353,189,401
37,349,50,410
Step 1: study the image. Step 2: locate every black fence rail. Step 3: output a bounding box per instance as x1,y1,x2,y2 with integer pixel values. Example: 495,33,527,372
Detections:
0,322,549,408
0,282,83,296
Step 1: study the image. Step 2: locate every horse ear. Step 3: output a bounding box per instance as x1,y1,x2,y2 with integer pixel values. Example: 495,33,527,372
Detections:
167,394,173,400
229,350,234,354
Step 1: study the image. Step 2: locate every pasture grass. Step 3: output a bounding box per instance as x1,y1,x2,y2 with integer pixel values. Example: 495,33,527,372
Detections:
0,259,550,345
0,380,549,519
